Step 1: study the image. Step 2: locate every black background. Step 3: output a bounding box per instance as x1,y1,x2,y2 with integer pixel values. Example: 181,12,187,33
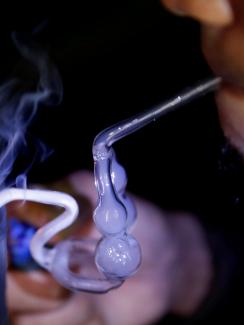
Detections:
0,1,243,324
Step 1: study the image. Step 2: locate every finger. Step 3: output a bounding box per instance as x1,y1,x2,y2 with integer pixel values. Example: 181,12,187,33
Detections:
216,86,244,155
200,1,244,155
161,0,233,26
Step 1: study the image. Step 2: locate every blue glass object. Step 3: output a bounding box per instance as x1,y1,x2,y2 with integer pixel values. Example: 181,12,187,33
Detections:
8,217,38,270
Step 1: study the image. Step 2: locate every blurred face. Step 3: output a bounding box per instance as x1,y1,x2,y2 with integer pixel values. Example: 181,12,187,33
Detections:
7,170,212,324
6,172,175,325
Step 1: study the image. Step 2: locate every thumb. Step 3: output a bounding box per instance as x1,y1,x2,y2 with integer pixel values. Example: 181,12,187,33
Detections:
161,0,233,26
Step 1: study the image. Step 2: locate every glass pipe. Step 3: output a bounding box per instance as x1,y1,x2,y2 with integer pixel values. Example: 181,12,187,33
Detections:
30,77,221,293
91,77,222,283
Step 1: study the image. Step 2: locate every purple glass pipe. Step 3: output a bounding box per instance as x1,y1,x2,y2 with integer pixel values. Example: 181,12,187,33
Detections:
36,77,221,293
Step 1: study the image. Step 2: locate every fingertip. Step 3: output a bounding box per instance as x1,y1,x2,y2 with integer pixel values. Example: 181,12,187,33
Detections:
161,0,186,16
216,86,244,156
189,0,234,27
161,0,234,27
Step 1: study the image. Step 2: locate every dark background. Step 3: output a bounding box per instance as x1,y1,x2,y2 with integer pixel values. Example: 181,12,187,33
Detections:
0,1,243,324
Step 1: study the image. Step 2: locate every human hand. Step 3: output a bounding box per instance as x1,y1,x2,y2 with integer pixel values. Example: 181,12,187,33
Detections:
7,171,212,325
161,0,244,156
